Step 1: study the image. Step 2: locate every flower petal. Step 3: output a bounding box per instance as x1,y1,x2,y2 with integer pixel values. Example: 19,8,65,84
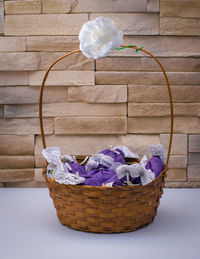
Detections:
79,17,123,59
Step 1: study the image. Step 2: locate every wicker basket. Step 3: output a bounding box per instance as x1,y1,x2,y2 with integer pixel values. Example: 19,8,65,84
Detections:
39,46,174,233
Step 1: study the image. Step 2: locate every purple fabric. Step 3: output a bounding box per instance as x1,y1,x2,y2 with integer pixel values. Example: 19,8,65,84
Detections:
70,162,123,186
130,176,142,185
99,149,125,164
119,175,141,185
70,162,87,177
83,169,122,187
145,157,165,178
69,156,164,187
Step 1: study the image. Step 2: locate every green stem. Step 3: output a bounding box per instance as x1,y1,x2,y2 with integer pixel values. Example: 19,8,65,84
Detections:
115,45,143,52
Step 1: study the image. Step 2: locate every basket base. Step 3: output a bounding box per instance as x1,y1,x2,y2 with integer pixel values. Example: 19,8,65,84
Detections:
57,214,156,233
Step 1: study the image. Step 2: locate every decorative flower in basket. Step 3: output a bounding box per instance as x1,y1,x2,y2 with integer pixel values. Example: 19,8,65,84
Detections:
39,17,174,233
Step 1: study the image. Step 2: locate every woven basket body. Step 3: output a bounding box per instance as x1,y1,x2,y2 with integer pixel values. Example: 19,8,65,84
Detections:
39,46,173,233
44,167,165,233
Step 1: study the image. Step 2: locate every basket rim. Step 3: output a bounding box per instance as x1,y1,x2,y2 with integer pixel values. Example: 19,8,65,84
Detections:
43,167,166,190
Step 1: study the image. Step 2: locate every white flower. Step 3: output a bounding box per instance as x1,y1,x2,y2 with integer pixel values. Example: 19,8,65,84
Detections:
79,17,123,59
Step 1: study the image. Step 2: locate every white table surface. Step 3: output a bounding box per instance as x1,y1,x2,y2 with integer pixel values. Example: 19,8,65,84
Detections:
0,188,199,259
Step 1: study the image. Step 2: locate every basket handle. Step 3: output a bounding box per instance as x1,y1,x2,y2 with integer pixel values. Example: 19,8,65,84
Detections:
39,46,174,170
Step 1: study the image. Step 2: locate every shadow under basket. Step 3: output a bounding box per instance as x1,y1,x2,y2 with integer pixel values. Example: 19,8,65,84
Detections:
39,46,173,233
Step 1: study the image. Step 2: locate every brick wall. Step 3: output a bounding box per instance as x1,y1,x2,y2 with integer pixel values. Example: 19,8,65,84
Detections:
0,0,200,188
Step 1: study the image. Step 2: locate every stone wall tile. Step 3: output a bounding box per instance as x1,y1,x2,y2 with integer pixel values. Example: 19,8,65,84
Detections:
5,14,88,36
26,36,79,51
165,181,200,188
0,37,26,52
5,103,127,117
109,36,200,57
54,117,127,135
168,155,187,169
189,135,200,152
128,85,200,103
0,53,39,71
68,85,127,103
160,134,187,155
96,57,141,71
0,118,53,134
128,103,198,117
0,72,28,85
96,72,200,85
166,169,186,181
5,0,41,14
188,165,200,181
0,86,68,104
121,134,160,156
0,105,3,117
141,57,200,72
29,71,94,86
160,18,200,36
39,52,94,71
147,0,159,12
91,13,159,35
128,117,200,134
0,1,4,34
0,169,34,182
71,0,147,13
188,153,200,165
160,0,200,19
5,181,46,187
0,156,34,169
0,135,34,155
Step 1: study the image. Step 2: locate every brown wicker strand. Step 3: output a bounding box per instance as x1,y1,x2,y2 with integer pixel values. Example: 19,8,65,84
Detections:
39,49,81,150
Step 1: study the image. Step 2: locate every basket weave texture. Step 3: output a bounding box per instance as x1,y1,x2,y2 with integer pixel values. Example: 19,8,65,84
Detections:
39,46,173,233
44,168,165,233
